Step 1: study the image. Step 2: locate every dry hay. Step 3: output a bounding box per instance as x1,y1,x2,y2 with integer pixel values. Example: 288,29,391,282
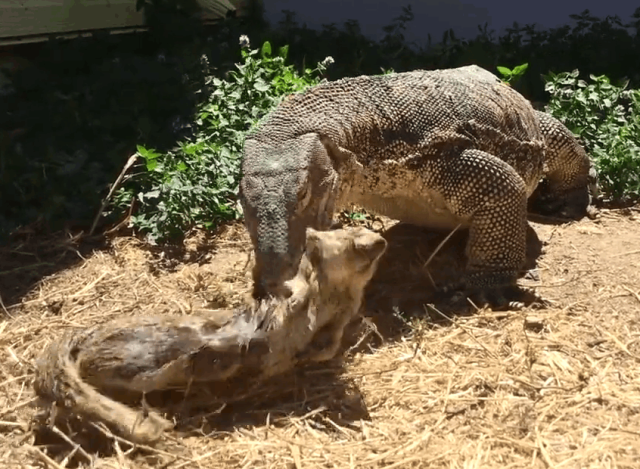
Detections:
1,208,640,468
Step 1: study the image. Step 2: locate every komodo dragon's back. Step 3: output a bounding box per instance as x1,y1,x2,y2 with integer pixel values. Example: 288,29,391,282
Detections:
249,65,545,194
240,65,549,306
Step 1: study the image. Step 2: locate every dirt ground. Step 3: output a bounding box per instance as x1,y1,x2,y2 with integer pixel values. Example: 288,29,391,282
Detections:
1,206,639,469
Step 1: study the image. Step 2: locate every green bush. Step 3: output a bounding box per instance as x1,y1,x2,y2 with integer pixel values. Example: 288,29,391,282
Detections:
543,70,640,200
113,38,330,243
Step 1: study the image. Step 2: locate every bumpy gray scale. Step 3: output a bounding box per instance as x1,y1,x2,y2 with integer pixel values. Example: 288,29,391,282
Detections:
240,65,548,297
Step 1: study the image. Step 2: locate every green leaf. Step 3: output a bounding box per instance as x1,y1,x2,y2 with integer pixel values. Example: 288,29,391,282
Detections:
220,147,232,159
145,158,158,171
254,80,270,92
261,41,272,58
496,66,512,77
279,45,289,60
512,63,529,75
137,145,152,159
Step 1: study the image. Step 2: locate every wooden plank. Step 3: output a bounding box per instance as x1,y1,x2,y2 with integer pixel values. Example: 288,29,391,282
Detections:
0,0,253,40
0,0,145,38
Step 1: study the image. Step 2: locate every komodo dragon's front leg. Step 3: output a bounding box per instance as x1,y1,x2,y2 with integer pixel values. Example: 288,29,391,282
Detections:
423,148,539,309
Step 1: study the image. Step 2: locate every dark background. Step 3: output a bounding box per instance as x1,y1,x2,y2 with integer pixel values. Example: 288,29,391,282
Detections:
264,0,636,43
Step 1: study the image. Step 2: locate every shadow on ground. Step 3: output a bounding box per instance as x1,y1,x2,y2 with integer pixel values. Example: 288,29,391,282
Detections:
362,220,544,341
0,231,108,308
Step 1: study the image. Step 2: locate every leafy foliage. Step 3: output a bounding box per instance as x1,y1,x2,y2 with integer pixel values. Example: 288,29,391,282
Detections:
115,39,329,243
544,70,640,199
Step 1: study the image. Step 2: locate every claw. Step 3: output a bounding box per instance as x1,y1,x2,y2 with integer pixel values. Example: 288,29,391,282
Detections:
441,280,465,295
438,270,550,313
441,283,547,312
507,300,526,310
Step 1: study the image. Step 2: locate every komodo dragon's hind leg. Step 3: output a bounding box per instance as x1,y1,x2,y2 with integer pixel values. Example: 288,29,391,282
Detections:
427,148,546,311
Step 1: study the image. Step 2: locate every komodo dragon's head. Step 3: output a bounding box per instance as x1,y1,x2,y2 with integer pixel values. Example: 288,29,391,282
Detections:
528,110,600,220
529,155,599,220
239,132,358,299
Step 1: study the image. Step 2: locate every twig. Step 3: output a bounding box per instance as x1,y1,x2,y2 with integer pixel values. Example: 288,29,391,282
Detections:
289,444,303,469
0,420,24,428
89,153,138,236
69,271,109,298
0,262,54,276
347,317,384,355
0,293,13,318
601,329,640,361
610,426,640,437
360,426,433,465
170,450,219,469
422,223,461,268
610,249,640,258
0,397,37,418
380,456,424,469
51,425,93,464
104,196,137,236
27,445,66,469
621,285,640,305
535,428,554,468
59,446,80,468
178,403,227,426
90,422,192,462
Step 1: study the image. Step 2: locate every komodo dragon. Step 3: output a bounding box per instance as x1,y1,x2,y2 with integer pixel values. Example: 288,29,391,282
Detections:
239,65,593,307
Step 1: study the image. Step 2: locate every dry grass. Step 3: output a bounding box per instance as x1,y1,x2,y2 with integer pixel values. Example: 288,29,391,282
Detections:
1,208,640,468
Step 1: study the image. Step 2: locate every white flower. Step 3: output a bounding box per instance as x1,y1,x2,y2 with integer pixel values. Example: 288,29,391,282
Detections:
239,35,250,49
321,56,335,66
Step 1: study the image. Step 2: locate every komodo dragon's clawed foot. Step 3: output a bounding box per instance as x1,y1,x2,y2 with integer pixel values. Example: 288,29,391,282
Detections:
441,282,549,312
